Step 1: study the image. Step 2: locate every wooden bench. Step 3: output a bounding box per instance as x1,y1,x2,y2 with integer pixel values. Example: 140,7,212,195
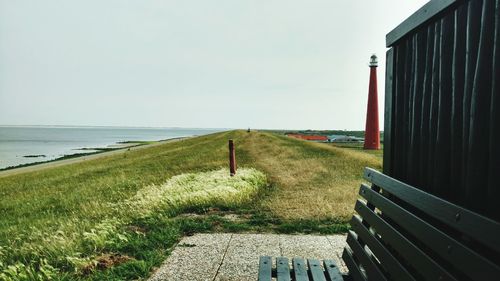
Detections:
258,167,500,281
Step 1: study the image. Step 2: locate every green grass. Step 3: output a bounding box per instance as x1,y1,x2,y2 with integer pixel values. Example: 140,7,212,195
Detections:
0,130,382,280
327,142,383,159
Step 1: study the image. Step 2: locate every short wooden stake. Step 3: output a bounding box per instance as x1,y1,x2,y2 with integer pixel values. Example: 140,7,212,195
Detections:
229,139,236,176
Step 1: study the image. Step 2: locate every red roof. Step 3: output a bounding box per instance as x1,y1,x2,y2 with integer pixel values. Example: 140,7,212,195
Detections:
286,134,328,141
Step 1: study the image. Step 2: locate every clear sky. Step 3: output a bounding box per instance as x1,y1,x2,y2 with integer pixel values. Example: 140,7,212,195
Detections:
0,0,427,130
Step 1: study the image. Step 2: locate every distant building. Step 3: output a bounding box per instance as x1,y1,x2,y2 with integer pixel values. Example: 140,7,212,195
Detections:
327,135,364,143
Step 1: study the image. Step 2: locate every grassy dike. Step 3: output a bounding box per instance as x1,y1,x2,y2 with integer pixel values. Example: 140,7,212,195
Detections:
0,130,381,280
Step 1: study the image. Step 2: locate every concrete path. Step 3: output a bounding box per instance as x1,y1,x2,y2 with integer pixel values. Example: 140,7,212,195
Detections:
149,233,347,281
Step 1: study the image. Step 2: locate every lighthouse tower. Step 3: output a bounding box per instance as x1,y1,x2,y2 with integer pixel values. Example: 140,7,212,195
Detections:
364,54,380,150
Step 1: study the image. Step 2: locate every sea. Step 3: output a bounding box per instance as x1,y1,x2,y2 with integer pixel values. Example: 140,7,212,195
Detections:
0,126,226,169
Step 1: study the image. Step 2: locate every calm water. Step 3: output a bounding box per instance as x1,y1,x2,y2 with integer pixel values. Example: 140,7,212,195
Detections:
0,126,225,169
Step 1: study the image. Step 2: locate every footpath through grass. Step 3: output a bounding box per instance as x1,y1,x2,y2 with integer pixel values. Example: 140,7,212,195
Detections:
0,130,381,280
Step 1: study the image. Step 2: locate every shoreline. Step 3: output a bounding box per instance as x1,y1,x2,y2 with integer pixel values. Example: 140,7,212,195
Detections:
0,146,135,172
0,137,188,178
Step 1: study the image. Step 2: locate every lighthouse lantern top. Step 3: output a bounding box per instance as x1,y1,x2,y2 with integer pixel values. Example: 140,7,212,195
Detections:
369,54,378,67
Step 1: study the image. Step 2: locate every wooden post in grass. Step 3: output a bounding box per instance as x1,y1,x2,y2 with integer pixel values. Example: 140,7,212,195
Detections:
229,139,236,176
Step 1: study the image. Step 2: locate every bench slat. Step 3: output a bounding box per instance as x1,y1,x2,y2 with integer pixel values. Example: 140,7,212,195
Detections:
293,257,309,281
355,199,457,281
364,167,500,253
350,215,416,281
342,248,367,281
346,231,388,281
323,260,344,281
258,256,272,281
276,257,291,281
307,259,326,281
259,169,499,281
359,183,500,280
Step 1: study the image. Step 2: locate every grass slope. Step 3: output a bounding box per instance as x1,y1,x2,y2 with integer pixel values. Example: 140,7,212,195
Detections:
240,133,381,220
0,130,382,280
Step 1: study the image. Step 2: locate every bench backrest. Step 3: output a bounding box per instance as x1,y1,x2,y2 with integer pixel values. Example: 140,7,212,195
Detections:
344,167,500,281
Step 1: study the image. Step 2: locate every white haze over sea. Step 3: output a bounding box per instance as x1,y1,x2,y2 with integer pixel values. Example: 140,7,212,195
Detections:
0,126,226,169
0,1,427,130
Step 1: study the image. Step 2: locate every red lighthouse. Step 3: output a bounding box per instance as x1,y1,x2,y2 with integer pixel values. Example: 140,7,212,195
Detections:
364,54,380,150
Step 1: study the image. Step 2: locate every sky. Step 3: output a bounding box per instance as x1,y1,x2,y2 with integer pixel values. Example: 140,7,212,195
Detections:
0,0,427,130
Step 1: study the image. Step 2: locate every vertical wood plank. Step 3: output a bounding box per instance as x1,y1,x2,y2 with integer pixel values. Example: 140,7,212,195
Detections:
419,24,435,188
402,37,412,184
434,13,454,197
417,23,434,191
466,0,495,215
488,0,500,222
393,43,407,180
383,48,394,175
462,0,482,207
450,4,467,204
406,35,417,183
427,21,441,194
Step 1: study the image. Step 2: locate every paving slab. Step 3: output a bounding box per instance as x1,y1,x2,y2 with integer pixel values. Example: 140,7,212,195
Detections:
149,233,347,281
326,235,349,273
214,234,281,281
280,234,348,274
280,234,333,258
149,233,232,281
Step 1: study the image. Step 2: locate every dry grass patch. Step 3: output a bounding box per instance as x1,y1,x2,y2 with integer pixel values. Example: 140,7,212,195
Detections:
82,254,134,274
240,132,381,220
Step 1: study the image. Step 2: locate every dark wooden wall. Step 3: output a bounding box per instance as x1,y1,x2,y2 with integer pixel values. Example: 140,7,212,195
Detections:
383,0,500,221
